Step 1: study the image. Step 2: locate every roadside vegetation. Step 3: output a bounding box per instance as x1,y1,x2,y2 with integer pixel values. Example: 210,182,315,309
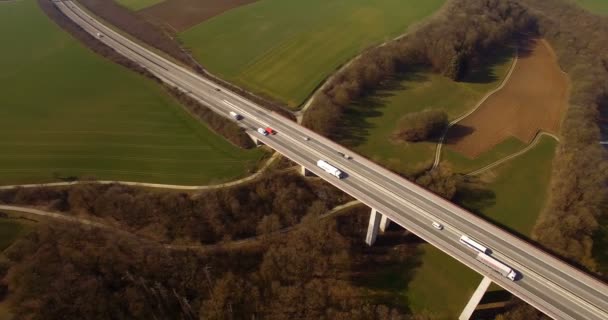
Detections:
1,0,262,185
180,0,445,108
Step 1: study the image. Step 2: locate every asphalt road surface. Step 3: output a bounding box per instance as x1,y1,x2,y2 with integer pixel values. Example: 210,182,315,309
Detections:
54,1,608,319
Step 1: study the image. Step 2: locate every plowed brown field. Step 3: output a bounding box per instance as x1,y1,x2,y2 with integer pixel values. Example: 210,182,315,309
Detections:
140,0,257,32
446,39,569,158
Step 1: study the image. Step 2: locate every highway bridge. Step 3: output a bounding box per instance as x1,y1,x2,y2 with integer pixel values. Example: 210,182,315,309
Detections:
54,1,608,319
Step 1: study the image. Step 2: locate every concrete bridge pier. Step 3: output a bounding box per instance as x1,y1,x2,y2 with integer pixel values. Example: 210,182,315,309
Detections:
301,165,313,177
459,276,492,320
366,208,392,245
246,133,263,146
379,214,391,232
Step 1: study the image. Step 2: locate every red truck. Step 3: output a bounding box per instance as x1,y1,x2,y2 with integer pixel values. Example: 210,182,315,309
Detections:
265,127,276,135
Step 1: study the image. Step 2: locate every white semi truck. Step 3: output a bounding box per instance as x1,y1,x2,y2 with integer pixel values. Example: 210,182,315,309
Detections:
317,160,344,179
459,235,489,254
476,252,517,281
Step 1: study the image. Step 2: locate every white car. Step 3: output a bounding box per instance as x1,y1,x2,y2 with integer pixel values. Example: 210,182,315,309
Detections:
432,222,443,230
257,128,268,136
303,136,310,141
229,111,242,120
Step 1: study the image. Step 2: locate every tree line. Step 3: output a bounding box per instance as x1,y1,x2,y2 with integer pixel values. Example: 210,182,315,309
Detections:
302,0,534,138
0,208,431,319
0,172,351,245
516,0,608,271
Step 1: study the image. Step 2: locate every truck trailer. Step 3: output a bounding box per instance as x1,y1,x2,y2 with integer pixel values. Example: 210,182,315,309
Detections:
460,235,489,254
316,160,344,179
476,252,517,281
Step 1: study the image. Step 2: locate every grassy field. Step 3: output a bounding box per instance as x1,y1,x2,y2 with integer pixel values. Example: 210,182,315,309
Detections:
337,52,514,175
0,0,263,186
181,0,445,108
406,244,482,318
402,136,558,318
460,136,558,236
574,0,608,14
115,0,164,11
442,137,526,174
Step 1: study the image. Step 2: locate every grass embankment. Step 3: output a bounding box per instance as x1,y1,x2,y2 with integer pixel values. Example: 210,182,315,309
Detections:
180,0,445,108
574,0,608,15
338,51,514,175
114,0,164,11
0,0,262,186
403,136,557,319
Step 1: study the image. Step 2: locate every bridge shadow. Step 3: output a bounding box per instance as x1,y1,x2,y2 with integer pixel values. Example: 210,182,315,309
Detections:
336,207,424,313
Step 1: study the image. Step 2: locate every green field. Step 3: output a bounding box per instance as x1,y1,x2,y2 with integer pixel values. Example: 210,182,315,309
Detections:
181,0,445,108
115,0,164,11
338,52,514,175
574,0,608,14
0,0,262,186
402,136,557,318
442,137,527,174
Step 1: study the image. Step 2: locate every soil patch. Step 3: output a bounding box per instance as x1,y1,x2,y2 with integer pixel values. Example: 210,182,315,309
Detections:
446,39,569,158
140,0,258,32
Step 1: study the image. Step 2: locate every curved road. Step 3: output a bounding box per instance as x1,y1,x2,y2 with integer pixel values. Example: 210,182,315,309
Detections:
53,1,608,319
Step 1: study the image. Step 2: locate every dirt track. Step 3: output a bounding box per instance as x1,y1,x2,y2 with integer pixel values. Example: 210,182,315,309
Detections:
140,0,257,32
446,39,569,158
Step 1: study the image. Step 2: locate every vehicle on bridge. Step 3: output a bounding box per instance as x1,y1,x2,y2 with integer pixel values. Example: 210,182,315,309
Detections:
337,151,352,159
257,128,268,136
460,235,488,253
432,221,443,230
229,111,242,120
317,160,344,179
476,252,518,281
265,127,276,135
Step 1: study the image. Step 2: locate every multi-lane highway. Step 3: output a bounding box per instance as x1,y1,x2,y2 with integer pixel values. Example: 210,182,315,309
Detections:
54,1,608,319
